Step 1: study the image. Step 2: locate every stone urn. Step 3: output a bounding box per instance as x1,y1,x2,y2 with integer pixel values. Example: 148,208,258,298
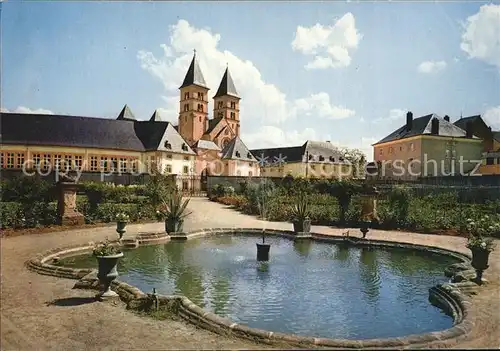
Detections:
165,218,184,234
293,217,311,234
470,248,491,284
116,221,127,240
360,220,371,238
95,253,124,299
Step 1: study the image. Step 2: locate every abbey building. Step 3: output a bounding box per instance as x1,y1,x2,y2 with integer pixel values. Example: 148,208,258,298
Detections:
0,52,260,179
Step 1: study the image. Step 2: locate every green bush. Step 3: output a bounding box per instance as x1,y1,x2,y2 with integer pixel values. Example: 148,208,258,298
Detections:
0,202,23,228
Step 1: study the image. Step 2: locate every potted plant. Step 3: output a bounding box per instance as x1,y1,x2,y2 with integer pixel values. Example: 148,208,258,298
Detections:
115,212,129,239
291,192,312,234
92,239,124,298
466,217,497,284
157,190,192,234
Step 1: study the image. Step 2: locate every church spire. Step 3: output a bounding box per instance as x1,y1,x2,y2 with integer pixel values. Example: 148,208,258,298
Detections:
214,66,239,98
179,50,208,89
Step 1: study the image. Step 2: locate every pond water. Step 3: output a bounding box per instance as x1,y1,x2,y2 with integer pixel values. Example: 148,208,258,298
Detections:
63,235,460,340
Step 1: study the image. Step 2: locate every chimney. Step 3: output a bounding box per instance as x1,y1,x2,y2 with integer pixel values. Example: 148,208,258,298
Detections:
431,118,439,135
466,121,473,138
406,111,413,131
444,115,450,122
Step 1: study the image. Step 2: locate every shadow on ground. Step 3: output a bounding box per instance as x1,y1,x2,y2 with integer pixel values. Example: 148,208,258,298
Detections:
46,297,97,307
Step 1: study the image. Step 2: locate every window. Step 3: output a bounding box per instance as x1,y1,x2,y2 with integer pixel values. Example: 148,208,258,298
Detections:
197,104,203,112
249,171,253,177
184,104,189,112
199,116,202,122
409,143,415,151
217,101,224,109
63,155,72,171
41,154,51,170
339,157,344,162
311,165,316,170
184,92,189,100
198,92,203,100
379,149,383,155
184,156,189,160
0,153,3,168
16,153,25,169
110,157,118,171
131,159,138,173
230,112,235,119
75,155,83,170
262,169,266,173
399,146,403,151
181,143,188,151
164,141,172,149
90,156,98,171
318,155,325,161
389,147,394,154
230,102,236,109
119,158,127,173
217,112,223,118
235,151,241,158
183,165,189,174
166,154,172,159
248,162,252,167
486,157,495,165
308,154,314,161
247,153,252,159
225,128,229,135
100,157,108,171
32,153,41,169
54,154,62,170
165,164,172,173
7,152,14,168
329,156,335,162
7,153,14,168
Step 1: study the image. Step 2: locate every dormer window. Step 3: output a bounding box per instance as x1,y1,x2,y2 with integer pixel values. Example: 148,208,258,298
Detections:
329,156,335,162
318,155,325,161
182,143,188,151
235,151,241,158
339,157,344,162
308,154,314,161
164,141,172,149
247,152,252,159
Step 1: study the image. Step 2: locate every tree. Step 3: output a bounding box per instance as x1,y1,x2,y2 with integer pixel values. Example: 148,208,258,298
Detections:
339,147,367,179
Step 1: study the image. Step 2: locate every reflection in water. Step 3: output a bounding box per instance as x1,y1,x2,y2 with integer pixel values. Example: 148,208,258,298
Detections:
293,240,313,257
62,235,459,340
359,248,381,303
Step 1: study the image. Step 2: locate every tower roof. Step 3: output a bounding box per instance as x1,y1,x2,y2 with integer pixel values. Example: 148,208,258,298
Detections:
149,109,163,122
116,104,136,120
179,51,208,89
214,67,239,98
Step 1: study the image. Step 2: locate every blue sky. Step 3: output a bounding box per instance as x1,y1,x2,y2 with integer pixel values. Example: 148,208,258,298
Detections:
2,1,500,160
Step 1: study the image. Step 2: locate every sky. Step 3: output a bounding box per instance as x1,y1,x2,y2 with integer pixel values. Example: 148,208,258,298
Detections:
2,1,500,161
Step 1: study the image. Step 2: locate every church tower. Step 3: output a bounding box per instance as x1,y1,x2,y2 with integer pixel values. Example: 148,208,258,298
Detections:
178,51,209,145
213,66,241,137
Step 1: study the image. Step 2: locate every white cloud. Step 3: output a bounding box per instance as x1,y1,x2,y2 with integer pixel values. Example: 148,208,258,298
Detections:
372,108,407,123
417,60,447,73
461,4,500,68
483,106,500,130
137,19,356,150
243,126,318,149
291,93,355,120
1,106,54,114
291,13,362,69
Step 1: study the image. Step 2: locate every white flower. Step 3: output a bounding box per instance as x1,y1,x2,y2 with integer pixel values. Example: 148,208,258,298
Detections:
481,242,487,248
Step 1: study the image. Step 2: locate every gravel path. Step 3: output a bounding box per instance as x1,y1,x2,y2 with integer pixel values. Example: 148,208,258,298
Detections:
1,198,499,350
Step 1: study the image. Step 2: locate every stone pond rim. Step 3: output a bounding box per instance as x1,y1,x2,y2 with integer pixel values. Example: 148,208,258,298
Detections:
25,228,476,349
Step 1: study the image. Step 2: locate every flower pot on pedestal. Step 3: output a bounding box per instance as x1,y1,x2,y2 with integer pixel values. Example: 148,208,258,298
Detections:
165,218,184,234
470,248,490,285
95,253,124,299
293,218,311,234
116,221,127,240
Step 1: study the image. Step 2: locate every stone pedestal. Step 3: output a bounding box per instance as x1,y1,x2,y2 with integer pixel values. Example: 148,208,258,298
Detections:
57,182,85,226
360,195,378,222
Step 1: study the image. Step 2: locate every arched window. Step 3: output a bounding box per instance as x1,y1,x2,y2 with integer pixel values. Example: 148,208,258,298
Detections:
184,92,189,100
